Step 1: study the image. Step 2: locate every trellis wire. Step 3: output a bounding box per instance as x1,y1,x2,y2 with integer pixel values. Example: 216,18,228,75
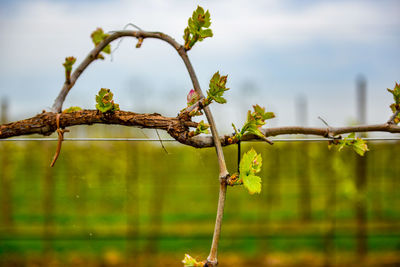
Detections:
1,137,400,142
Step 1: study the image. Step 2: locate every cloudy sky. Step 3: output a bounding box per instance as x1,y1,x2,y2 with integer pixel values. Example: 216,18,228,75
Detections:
0,0,399,133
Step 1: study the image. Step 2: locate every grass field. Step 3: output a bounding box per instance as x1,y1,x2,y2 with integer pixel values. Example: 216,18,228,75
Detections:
1,134,399,266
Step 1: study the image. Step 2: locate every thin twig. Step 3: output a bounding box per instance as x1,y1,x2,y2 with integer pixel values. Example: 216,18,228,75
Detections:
318,116,330,128
155,129,169,154
110,23,144,61
50,114,69,167
51,30,182,113
387,110,400,124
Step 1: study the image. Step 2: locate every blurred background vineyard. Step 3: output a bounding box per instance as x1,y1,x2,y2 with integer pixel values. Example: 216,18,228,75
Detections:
1,126,399,266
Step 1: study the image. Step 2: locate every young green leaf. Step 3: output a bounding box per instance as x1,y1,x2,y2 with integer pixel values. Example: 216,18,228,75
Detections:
183,6,213,50
182,254,203,267
91,28,111,59
334,133,369,156
231,105,275,143
352,138,369,156
206,71,229,104
239,148,262,194
95,88,120,113
388,82,400,123
387,82,400,104
248,104,275,126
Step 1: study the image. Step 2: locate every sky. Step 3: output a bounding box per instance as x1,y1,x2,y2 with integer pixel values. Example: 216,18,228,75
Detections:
0,0,399,134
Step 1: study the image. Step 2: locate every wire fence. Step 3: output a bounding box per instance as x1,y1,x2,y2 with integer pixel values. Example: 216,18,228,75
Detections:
1,137,400,142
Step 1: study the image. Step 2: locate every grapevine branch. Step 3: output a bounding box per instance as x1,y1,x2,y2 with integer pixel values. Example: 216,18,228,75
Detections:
1,112,399,145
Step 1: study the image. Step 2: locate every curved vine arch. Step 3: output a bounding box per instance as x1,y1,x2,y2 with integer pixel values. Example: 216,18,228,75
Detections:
53,29,228,266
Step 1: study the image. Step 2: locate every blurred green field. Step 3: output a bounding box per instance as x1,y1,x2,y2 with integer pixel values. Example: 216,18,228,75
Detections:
0,134,400,266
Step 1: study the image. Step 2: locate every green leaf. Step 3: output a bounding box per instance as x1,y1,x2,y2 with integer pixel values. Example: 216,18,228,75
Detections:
199,28,213,41
91,28,111,57
237,105,274,144
242,174,262,195
206,71,229,104
387,82,400,124
245,126,266,141
387,82,400,104
203,10,211,27
239,148,263,194
95,88,120,113
248,104,275,126
239,148,255,175
352,138,369,156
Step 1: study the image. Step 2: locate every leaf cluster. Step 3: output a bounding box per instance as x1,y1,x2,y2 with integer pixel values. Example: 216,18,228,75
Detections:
181,71,229,118
182,254,203,267
206,71,229,104
230,105,275,143
91,28,111,59
329,133,369,156
95,88,120,113
183,6,213,50
388,82,400,123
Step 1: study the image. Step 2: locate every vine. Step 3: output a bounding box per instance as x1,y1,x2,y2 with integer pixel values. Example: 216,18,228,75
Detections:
0,6,399,266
